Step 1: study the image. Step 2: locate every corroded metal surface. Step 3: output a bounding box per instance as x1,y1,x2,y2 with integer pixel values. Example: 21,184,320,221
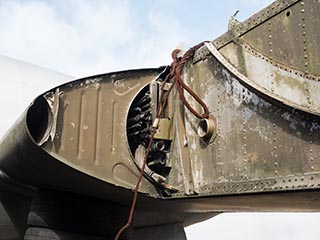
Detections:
1,4,320,238
177,52,320,197
0,69,165,201
43,69,166,196
206,41,320,115
241,0,320,76
170,0,320,198
43,71,156,193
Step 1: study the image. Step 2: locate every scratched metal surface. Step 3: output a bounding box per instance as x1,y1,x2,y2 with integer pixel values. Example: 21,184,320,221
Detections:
0,0,319,207
34,69,162,196
171,0,320,197
179,55,320,197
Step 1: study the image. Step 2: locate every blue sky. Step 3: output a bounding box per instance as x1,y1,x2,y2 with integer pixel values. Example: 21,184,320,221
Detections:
0,0,274,77
0,1,319,239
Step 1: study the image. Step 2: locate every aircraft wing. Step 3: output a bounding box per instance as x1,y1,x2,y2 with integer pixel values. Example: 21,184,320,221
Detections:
0,0,320,239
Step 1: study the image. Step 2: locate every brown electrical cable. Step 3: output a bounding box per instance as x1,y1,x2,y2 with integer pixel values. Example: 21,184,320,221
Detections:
114,42,210,240
174,41,210,119
113,128,156,240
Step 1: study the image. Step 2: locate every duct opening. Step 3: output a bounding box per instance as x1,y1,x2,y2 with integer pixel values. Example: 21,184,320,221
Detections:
26,96,52,145
197,116,216,142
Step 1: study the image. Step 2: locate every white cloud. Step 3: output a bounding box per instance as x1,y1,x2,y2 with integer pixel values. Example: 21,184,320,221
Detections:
186,213,320,240
1,1,320,240
0,0,187,77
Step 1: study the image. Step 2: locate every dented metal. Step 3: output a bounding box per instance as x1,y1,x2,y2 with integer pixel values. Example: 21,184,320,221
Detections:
0,2,319,233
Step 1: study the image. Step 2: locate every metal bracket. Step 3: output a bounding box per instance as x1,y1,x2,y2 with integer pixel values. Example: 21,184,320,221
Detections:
154,118,173,140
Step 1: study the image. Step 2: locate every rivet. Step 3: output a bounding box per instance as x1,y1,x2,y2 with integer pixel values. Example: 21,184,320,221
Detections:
302,24,306,28
310,149,313,153
243,136,247,140
271,88,274,92
274,162,278,167
275,170,278,175
273,138,277,142
304,54,308,59
305,63,308,67
269,49,273,53
301,2,304,6
269,35,272,39
273,146,277,150
311,166,314,170
301,9,305,13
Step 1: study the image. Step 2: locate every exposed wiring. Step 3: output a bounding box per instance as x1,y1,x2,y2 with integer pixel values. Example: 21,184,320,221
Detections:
114,41,210,240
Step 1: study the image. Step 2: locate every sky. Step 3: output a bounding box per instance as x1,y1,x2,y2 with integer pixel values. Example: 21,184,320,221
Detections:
0,0,276,78
0,0,320,239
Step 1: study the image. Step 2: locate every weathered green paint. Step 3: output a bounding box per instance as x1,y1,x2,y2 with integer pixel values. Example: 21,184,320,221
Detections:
1,1,320,238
